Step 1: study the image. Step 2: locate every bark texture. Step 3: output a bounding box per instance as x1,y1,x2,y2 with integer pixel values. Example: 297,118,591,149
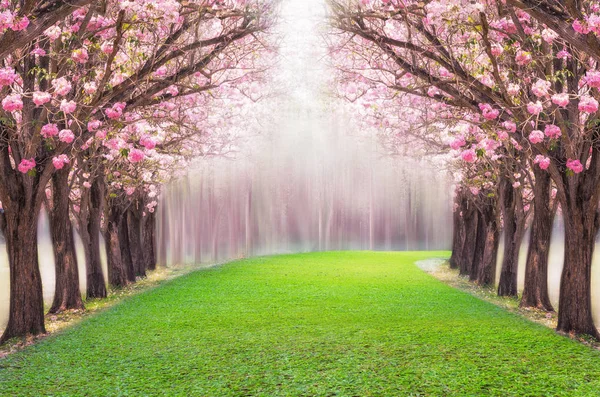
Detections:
104,203,128,288
78,175,107,299
0,207,45,343
458,200,478,277
449,191,467,270
498,177,526,297
48,166,85,313
142,210,157,271
127,204,146,278
118,208,136,283
556,175,600,338
476,204,500,287
521,168,554,311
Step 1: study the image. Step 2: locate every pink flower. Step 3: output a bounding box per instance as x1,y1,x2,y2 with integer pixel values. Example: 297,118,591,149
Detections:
449,136,466,150
478,103,499,120
105,102,126,119
44,26,62,41
551,93,569,107
17,158,36,174
490,43,503,56
579,95,599,113
58,129,75,143
153,66,167,77
0,67,18,87
512,181,521,188
557,50,572,59
528,130,544,144
534,155,550,170
41,123,59,138
72,48,89,64
128,148,145,163
542,28,558,43
12,16,29,31
531,79,551,97
95,130,107,140
573,19,590,34
139,135,156,150
125,186,136,196
83,181,92,188
30,47,46,56
585,70,600,88
1,94,22,112
567,159,584,173
0,10,14,29
544,124,562,139
502,121,517,133
166,86,178,97
51,77,72,96
515,50,532,66
59,99,77,114
83,82,97,95
52,154,69,170
461,148,477,163
32,91,52,106
100,42,114,54
87,120,102,131
527,101,543,115
507,84,520,96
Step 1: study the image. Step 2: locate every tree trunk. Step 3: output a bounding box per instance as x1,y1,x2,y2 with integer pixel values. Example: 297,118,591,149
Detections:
48,166,84,313
85,178,107,299
556,193,600,338
449,191,466,270
118,209,136,283
458,201,478,276
521,168,554,311
476,205,500,287
127,204,146,278
470,209,486,282
0,207,45,343
104,204,128,288
498,178,525,297
143,210,157,271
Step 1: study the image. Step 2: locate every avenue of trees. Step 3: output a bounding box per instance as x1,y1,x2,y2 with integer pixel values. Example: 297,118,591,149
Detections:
328,0,600,339
0,0,275,342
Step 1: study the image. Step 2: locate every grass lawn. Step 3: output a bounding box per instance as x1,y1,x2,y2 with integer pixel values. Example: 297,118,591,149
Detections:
2,251,600,396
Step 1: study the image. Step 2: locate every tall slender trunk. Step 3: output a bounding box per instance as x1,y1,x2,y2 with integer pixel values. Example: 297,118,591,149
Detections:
556,181,600,338
118,208,136,283
127,204,146,278
48,166,84,313
470,209,486,282
458,201,478,276
104,204,128,288
476,204,500,287
79,175,107,299
143,210,157,271
521,168,554,311
0,205,45,343
449,191,467,270
498,177,525,297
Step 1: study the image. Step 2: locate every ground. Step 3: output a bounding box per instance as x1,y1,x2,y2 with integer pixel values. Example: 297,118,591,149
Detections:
2,251,600,396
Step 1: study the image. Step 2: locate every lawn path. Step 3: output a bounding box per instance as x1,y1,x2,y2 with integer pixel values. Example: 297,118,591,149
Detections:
2,251,600,396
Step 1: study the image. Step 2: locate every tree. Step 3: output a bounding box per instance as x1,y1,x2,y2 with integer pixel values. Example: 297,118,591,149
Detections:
0,0,275,343
328,0,599,336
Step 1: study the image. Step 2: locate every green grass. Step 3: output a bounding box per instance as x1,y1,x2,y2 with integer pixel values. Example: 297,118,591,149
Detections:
2,251,600,396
